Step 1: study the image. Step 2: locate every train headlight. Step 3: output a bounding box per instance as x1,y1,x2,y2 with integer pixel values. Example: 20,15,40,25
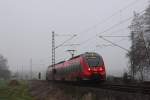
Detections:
88,68,91,71
99,67,104,71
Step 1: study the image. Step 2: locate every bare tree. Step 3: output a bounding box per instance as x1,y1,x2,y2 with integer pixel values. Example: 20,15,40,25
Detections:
128,4,150,81
128,12,144,80
0,54,11,79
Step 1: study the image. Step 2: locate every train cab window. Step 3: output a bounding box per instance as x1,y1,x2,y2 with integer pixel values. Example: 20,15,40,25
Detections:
85,55,104,67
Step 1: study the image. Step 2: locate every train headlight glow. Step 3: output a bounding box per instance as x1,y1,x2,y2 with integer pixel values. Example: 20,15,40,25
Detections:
88,68,91,71
99,67,103,71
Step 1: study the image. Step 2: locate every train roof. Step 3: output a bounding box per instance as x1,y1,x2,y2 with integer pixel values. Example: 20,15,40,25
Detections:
69,54,83,60
57,61,65,64
48,52,101,67
69,52,100,60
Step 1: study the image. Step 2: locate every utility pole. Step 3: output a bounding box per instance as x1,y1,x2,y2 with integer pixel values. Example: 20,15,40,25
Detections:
30,59,32,80
22,65,23,80
38,72,41,80
52,31,55,80
16,65,19,80
51,32,77,80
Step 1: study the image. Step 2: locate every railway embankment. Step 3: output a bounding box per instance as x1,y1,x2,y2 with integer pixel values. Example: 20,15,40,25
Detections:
0,80,34,100
29,80,150,100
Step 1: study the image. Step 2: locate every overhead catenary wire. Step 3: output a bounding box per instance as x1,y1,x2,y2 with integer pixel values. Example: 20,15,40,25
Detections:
80,34,129,51
78,0,142,33
76,11,143,47
53,8,145,58
53,0,144,48
98,9,145,35
55,33,76,37
99,35,130,37
105,27,129,36
63,44,80,46
99,36,129,52
96,37,128,49
55,34,77,49
52,0,146,60
65,9,145,50
78,9,145,47
67,0,144,42
56,0,146,51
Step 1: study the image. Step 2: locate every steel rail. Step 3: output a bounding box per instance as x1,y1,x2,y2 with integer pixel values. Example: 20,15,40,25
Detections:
29,80,150,95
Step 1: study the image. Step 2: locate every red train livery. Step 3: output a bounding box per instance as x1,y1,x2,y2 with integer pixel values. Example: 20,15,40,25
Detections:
46,52,106,81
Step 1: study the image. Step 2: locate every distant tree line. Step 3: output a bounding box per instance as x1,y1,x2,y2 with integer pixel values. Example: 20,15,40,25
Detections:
127,4,150,81
0,54,11,79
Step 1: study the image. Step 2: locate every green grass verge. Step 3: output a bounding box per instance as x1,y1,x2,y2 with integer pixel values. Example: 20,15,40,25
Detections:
0,80,34,100
0,80,7,88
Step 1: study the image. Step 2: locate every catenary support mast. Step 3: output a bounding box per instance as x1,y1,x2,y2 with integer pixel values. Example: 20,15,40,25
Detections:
52,31,55,80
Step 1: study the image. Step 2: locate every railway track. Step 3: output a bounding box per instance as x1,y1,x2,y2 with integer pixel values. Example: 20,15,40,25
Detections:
52,80,150,95
29,80,150,95
99,83,150,94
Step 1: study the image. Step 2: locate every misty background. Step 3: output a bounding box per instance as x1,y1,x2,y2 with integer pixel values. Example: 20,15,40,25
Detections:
0,0,149,78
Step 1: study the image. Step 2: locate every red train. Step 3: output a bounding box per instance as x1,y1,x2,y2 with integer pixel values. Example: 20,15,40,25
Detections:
46,52,106,81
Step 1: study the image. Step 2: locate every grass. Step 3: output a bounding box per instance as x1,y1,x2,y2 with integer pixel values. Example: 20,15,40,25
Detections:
0,80,7,88
0,80,34,100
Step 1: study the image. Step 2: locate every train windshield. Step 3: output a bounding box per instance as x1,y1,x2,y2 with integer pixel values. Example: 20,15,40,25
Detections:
85,54,103,67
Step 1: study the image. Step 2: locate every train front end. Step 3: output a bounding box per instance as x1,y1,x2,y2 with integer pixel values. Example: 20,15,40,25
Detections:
83,52,106,81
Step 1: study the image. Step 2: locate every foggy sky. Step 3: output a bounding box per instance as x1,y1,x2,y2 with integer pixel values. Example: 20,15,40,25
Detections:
0,0,148,76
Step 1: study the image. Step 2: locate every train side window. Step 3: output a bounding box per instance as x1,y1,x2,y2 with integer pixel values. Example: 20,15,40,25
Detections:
73,66,74,72
79,65,82,72
67,67,69,74
66,67,68,74
69,66,71,73
71,65,74,72
61,68,63,74
77,63,79,71
77,65,79,72
62,68,64,75
75,65,77,72
64,67,66,74
70,66,72,73
73,64,76,72
68,67,70,73
70,65,72,72
74,65,76,72
76,64,79,71
61,68,64,75
57,68,59,75
59,68,62,75
66,67,68,73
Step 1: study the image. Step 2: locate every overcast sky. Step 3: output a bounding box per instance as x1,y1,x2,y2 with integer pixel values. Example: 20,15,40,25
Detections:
0,0,149,76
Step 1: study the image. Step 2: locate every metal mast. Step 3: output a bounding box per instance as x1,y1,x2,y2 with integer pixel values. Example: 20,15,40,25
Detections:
52,31,55,80
30,59,32,80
